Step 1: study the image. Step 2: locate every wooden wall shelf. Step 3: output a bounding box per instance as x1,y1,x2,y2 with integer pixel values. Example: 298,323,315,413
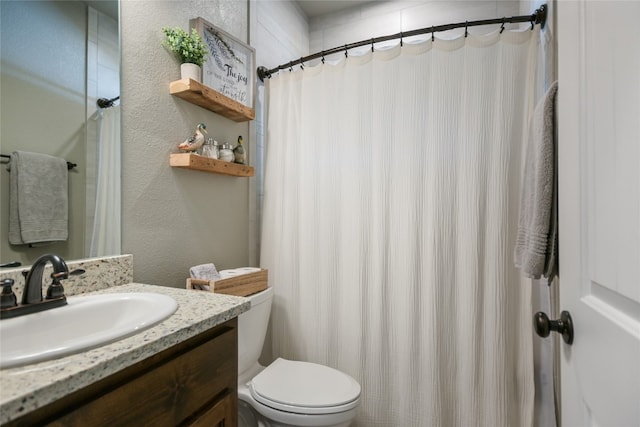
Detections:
170,153,254,177
169,79,255,123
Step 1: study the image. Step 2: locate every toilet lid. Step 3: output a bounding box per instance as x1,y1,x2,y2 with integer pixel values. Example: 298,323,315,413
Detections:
249,358,361,415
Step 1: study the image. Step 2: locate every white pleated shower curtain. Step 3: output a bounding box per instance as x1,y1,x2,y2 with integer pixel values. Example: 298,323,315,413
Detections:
90,105,121,257
262,28,539,427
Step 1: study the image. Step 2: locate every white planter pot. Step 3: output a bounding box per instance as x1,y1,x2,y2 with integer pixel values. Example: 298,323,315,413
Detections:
181,63,201,82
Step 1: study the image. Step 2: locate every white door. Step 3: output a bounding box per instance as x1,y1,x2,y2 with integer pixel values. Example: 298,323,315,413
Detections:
557,1,640,426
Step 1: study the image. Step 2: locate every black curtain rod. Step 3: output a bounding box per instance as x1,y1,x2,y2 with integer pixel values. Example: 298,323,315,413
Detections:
1,154,77,170
257,4,547,81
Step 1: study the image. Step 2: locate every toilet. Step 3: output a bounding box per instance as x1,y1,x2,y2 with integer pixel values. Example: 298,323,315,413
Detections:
237,287,361,427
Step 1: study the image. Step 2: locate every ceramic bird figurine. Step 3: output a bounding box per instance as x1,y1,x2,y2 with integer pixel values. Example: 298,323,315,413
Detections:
178,123,207,152
233,135,246,164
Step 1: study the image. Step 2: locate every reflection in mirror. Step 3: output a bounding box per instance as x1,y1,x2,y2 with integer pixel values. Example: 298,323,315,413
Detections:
0,0,120,267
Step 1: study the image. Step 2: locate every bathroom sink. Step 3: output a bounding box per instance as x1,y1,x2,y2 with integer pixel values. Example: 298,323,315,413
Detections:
0,292,178,369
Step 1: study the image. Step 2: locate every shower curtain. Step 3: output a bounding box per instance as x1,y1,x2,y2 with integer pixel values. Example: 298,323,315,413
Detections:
90,105,121,257
262,28,539,426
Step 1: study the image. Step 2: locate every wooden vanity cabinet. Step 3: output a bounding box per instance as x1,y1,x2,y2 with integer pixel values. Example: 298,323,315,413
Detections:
9,319,238,427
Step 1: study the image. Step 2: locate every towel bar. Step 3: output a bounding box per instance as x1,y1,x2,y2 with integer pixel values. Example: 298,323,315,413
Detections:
1,154,77,170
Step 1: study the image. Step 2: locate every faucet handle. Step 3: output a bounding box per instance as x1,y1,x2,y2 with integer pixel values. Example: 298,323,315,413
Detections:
49,268,85,281
47,272,68,300
1,279,18,309
51,271,69,281
46,269,84,300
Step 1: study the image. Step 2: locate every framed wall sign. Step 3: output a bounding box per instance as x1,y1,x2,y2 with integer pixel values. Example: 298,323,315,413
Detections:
190,17,255,109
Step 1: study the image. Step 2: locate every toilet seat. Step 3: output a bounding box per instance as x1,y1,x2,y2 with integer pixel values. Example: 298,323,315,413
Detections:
249,358,361,415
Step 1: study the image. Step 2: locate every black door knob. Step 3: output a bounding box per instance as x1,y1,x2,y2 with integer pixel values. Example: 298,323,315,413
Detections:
534,310,574,345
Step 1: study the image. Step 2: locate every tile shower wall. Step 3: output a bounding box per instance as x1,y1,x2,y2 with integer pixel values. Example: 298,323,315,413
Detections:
248,0,310,266
309,1,521,56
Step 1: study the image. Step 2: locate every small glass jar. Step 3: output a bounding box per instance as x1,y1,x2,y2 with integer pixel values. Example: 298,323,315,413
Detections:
202,138,219,159
218,143,234,162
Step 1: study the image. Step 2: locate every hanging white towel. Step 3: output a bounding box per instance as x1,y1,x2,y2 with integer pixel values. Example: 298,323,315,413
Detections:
514,81,558,280
8,151,69,245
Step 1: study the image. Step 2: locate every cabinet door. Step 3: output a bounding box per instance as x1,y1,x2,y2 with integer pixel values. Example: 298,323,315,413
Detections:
188,391,236,427
26,320,239,427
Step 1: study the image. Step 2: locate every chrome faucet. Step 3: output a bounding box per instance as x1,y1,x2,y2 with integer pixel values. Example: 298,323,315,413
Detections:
0,254,84,319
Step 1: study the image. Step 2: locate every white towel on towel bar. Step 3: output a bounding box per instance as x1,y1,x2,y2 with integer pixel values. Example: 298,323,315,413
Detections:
8,151,69,245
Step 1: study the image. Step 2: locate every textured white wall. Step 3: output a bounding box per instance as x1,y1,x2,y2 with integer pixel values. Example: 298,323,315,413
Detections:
120,0,251,287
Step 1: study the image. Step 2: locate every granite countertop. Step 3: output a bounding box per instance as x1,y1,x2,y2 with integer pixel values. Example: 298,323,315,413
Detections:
0,283,250,425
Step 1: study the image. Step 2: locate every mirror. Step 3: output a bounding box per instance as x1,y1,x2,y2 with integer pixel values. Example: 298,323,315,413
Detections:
0,0,120,267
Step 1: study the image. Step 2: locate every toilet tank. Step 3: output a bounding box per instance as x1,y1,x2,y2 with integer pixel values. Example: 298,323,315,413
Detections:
238,287,274,376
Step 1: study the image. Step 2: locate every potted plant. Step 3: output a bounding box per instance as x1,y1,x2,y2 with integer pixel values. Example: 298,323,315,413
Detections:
162,26,208,82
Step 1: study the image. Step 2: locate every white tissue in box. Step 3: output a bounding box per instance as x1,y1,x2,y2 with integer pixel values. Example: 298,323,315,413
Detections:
218,267,261,279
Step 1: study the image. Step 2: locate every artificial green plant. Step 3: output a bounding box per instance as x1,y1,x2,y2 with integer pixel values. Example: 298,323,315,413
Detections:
162,27,208,66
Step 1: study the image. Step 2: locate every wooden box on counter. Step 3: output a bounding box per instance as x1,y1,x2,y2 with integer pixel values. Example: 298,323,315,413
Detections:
186,269,268,297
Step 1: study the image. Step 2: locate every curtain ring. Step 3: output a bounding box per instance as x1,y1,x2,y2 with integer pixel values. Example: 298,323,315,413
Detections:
500,18,506,34
288,61,293,72
344,45,348,58
431,26,435,42
465,21,468,38
400,32,403,47
531,20,535,30
371,38,375,53
321,51,325,64
300,57,304,70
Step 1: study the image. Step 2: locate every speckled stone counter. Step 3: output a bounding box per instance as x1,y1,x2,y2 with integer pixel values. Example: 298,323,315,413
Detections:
0,282,250,425
0,254,134,301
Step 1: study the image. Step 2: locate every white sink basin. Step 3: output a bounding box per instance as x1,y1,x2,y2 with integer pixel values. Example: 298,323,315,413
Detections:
0,292,178,369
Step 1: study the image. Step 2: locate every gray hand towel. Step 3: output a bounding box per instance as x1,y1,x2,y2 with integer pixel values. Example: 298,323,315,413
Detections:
9,151,69,245
189,263,221,281
514,81,558,280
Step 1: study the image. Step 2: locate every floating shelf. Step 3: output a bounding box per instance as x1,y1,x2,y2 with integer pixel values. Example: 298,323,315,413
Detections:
170,153,254,177
169,78,255,122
